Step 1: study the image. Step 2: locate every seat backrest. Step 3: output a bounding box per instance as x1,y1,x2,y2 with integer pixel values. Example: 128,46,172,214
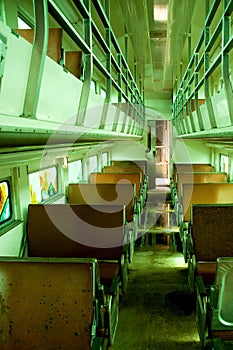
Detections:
68,183,135,222
181,183,233,222
211,257,233,331
104,165,145,184
111,160,147,175
191,204,233,262
173,163,214,184
0,257,99,350
177,172,227,199
27,204,126,260
90,172,141,201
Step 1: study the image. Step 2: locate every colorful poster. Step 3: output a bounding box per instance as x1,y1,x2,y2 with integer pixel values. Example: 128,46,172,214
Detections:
29,167,58,204
0,181,11,223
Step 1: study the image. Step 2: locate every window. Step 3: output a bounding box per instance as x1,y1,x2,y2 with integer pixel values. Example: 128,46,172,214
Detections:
29,166,58,203
100,88,106,98
0,180,12,225
17,16,31,29
91,80,96,92
220,154,229,173
89,156,98,173
68,160,83,183
102,152,108,167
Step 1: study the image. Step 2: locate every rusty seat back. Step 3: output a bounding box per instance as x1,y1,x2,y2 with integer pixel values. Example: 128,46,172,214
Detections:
0,257,101,350
189,204,233,287
68,183,135,222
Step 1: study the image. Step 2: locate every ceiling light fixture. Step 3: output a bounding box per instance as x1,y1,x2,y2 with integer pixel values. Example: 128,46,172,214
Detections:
154,4,168,22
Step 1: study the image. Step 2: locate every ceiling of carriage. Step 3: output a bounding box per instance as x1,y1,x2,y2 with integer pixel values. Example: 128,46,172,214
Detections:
117,0,198,116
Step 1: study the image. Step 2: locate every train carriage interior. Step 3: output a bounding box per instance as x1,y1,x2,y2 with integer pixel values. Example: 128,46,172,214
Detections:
0,0,233,349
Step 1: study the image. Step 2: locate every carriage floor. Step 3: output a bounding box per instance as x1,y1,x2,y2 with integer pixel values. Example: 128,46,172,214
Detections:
108,187,201,350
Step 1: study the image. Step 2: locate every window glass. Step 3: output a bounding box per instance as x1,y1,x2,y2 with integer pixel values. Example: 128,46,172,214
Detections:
17,17,31,29
29,167,58,203
102,152,108,167
89,156,98,173
68,160,83,183
0,180,12,224
220,154,229,173
100,88,106,98
91,80,96,92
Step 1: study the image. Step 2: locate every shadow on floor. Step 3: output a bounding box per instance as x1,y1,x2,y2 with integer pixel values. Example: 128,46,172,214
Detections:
109,244,200,350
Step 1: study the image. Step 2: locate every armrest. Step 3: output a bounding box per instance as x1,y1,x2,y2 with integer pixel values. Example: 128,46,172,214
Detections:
212,338,224,350
20,233,28,257
97,284,106,306
120,253,128,293
91,337,103,350
171,187,177,199
210,285,219,309
196,275,207,297
182,221,189,230
133,197,140,215
196,275,209,349
179,221,188,240
123,224,130,246
140,186,144,196
188,252,196,292
187,239,194,257
109,275,120,295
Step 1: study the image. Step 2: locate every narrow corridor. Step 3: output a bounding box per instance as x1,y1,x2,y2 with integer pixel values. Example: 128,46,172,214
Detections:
109,187,200,350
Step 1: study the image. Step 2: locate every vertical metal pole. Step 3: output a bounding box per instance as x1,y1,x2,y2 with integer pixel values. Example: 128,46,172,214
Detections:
187,69,196,132
204,1,217,128
104,0,111,101
112,53,122,132
194,53,204,130
222,0,233,124
179,61,183,85
102,0,111,132
187,30,195,132
23,0,48,118
179,61,186,133
124,29,128,63
129,60,138,133
100,18,112,129
121,102,129,133
76,0,92,125
0,0,6,23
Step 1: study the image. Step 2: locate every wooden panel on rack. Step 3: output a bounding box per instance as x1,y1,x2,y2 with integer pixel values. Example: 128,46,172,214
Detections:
65,51,82,78
15,28,62,63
